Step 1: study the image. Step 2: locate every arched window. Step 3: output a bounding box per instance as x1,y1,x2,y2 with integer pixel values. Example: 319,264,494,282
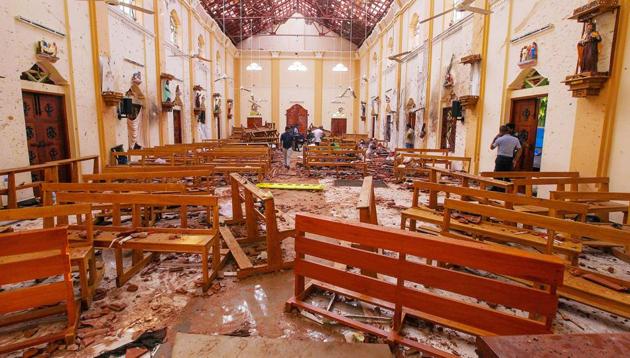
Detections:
119,0,137,21
169,11,181,47
453,0,465,22
215,50,222,74
408,13,420,49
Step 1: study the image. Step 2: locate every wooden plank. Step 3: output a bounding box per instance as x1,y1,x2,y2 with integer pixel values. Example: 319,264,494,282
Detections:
295,214,565,286
0,204,91,221
42,182,186,193
0,228,66,256
416,181,588,214
445,199,629,247
0,254,67,285
220,227,253,270
0,281,68,315
480,171,580,179
56,192,218,207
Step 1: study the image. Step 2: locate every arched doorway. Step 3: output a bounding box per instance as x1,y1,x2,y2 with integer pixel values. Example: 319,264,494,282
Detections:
20,63,71,183
286,104,308,134
508,69,549,171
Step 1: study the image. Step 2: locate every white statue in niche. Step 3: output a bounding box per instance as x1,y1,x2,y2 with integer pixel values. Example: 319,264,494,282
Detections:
332,106,346,118
101,56,115,93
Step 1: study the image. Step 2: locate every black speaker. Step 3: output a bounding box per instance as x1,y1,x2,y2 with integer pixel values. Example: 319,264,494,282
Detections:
121,97,134,114
452,100,462,119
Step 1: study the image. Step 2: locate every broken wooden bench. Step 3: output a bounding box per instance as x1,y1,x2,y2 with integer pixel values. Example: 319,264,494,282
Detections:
303,147,367,175
0,227,79,354
0,204,98,307
440,199,630,319
286,213,564,357
221,173,295,278
53,192,224,291
394,154,471,181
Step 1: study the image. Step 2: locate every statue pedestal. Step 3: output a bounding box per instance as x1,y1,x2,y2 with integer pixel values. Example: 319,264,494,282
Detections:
247,116,263,128
562,72,609,97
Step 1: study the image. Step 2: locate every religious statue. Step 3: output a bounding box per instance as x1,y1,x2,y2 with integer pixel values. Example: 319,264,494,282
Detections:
36,40,58,58
131,71,142,85
519,42,538,63
162,79,172,102
249,97,261,116
577,21,601,74
332,106,346,118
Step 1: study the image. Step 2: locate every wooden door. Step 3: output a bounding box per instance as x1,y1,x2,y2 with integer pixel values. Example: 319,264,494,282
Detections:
286,104,308,134
331,118,347,136
22,92,70,183
510,98,538,171
440,107,456,152
173,109,182,144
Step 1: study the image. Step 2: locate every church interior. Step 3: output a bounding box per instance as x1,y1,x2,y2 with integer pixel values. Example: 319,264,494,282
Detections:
1,0,630,356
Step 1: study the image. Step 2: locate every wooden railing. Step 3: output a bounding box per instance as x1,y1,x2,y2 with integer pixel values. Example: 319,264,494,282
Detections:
0,155,99,209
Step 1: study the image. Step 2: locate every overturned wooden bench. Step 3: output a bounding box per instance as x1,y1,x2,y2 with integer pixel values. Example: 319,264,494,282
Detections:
54,192,224,290
286,213,564,357
221,173,295,278
0,227,79,354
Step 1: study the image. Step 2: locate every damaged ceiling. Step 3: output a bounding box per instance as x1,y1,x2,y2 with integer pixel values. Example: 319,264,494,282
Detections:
199,0,395,46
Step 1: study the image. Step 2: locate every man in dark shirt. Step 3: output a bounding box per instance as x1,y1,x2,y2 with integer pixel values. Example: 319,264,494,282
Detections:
280,126,294,169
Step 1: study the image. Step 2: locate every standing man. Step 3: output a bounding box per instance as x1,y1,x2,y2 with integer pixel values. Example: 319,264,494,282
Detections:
280,126,294,169
490,125,522,172
312,126,324,146
404,124,414,149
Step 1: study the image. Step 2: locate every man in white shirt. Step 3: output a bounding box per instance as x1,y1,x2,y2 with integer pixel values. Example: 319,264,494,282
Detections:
312,126,324,145
490,125,522,172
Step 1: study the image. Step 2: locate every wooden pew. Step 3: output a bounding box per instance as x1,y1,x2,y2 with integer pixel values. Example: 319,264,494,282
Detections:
401,182,588,262
427,166,513,197
511,177,609,197
0,227,79,354
286,213,564,357
103,164,265,182
54,192,223,290
441,199,630,319
394,154,471,181
303,147,367,175
480,171,580,180
0,155,99,209
550,191,630,224
394,148,449,156
0,204,98,307
222,173,295,278
83,170,216,193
